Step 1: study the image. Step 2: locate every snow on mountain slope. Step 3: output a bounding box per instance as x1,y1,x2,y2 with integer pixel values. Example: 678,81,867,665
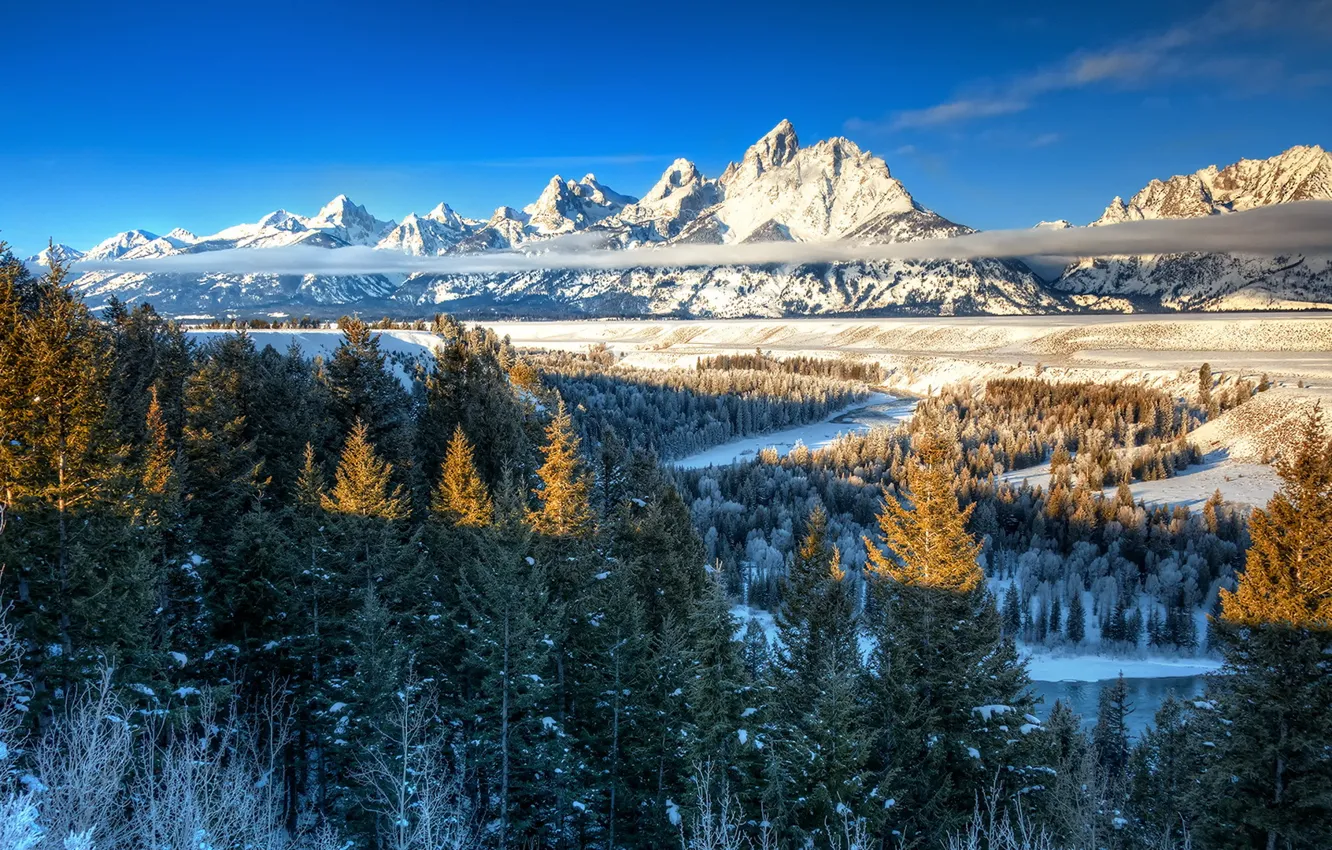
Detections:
306,194,396,246
1055,146,1332,309
84,229,160,261
698,120,919,244
53,124,1328,319
613,159,720,241
396,120,1059,317
377,212,471,256
522,174,636,236
25,244,85,266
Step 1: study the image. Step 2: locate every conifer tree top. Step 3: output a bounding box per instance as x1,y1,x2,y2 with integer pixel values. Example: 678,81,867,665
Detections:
864,429,982,592
1221,407,1332,629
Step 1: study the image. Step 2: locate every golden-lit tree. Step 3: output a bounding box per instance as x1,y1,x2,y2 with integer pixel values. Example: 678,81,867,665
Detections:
528,398,594,539
322,419,408,522
1221,406,1332,629
432,425,493,528
1203,406,1332,850
863,432,982,592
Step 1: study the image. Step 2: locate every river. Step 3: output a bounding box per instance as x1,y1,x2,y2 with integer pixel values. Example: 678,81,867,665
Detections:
1029,676,1207,737
672,392,915,469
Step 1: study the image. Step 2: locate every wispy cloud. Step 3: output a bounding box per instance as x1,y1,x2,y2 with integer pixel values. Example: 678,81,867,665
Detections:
852,0,1331,132
1029,133,1061,148
70,202,1332,275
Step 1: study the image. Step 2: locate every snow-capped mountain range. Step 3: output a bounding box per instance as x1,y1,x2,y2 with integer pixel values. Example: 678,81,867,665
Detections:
26,124,1332,318
1053,145,1332,310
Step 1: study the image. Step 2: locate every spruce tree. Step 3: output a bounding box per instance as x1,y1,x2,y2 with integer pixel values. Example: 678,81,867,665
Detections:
1092,674,1132,780
459,521,562,849
431,425,493,528
685,575,752,786
322,419,409,523
324,316,409,458
1201,408,1332,850
1001,583,1022,637
862,430,1039,848
2,255,149,691
1066,591,1086,644
769,509,873,847
529,398,594,540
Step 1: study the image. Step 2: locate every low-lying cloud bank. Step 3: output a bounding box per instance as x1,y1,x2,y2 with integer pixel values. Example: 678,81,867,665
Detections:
74,200,1332,277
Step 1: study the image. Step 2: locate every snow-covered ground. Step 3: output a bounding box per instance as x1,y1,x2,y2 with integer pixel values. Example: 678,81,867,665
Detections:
187,328,444,386
672,393,913,469
188,328,443,359
1000,452,1280,510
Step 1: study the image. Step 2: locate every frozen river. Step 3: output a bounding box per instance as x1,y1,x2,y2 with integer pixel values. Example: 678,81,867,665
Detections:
672,392,915,469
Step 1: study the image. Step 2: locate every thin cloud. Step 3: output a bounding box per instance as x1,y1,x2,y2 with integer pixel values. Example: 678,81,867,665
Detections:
71,201,1332,276
854,0,1328,132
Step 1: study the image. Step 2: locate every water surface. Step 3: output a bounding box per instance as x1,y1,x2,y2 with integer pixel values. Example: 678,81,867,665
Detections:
1028,676,1206,738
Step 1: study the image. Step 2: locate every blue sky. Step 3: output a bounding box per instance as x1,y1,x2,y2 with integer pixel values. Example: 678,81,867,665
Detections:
2,0,1329,256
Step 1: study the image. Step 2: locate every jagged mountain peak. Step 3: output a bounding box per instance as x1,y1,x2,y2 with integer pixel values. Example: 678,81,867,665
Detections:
721,120,800,188
307,194,395,246
25,243,85,266
377,212,470,257
750,119,799,166
426,202,467,229
522,173,635,235
258,210,308,231
84,229,160,261
614,158,720,240
702,121,918,243
1093,144,1332,225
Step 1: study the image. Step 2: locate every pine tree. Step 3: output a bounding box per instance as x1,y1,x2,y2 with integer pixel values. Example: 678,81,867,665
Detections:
1128,696,1205,846
431,425,493,528
324,317,409,458
1198,362,1212,410
1201,407,1332,850
864,433,981,592
768,511,873,847
1,255,149,692
685,575,751,783
529,398,594,539
1220,407,1332,628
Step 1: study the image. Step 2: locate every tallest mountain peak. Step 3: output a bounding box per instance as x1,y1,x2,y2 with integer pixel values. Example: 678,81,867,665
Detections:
750,119,799,168
721,120,801,188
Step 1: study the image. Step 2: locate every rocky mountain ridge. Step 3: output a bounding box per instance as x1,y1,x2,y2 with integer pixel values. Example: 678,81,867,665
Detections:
27,127,1332,318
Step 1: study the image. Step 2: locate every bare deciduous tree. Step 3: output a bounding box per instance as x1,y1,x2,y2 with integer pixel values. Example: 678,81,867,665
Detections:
352,676,476,850
33,667,133,850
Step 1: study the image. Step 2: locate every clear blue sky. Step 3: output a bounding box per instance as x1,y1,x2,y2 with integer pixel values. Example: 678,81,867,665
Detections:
3,0,1329,255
